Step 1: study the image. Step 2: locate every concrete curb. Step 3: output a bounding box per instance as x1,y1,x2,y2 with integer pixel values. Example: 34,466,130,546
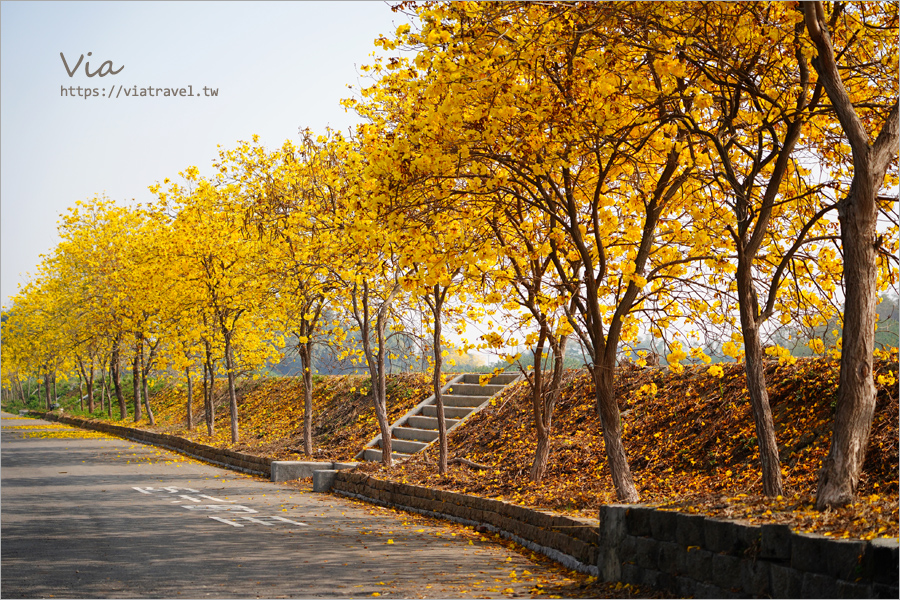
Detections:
271,461,359,482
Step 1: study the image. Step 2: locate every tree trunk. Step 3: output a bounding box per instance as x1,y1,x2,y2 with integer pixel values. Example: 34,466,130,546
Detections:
224,334,239,444
132,348,142,422
99,365,108,415
803,1,900,509
78,369,84,411
44,372,52,409
86,363,95,414
736,257,784,497
185,367,194,430
431,287,448,475
817,199,879,508
140,341,155,425
298,343,314,455
593,356,639,502
111,343,126,420
530,329,549,482
52,372,58,406
204,344,215,437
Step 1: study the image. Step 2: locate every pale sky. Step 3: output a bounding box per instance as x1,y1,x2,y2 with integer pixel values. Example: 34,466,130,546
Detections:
0,0,408,308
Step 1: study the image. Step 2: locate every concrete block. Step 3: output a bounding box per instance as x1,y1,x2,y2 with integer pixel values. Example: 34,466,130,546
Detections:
705,517,757,555
710,552,741,591
800,571,841,598
739,556,770,597
674,512,706,547
649,509,677,542
619,562,644,586
872,582,899,599
624,505,654,537
657,540,680,575
271,461,334,482
332,461,359,471
792,532,867,580
835,579,875,598
870,537,899,585
676,546,712,582
769,563,803,598
312,469,338,493
760,523,792,561
631,536,660,571
599,504,629,547
597,546,622,583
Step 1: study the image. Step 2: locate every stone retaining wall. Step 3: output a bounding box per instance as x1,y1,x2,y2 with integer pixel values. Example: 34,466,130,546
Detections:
599,504,899,598
332,471,601,575
35,412,272,477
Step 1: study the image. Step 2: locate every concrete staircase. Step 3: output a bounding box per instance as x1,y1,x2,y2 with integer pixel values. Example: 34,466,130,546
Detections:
356,372,522,463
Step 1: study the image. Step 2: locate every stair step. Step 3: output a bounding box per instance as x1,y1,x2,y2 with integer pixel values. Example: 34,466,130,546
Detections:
440,394,491,408
377,438,428,454
407,415,461,430
392,427,439,442
422,405,472,419
363,448,412,463
444,383,506,396
460,373,518,385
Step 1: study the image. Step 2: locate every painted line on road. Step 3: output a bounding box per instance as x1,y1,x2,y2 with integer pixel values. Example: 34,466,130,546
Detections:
181,504,258,513
209,516,244,527
270,515,308,527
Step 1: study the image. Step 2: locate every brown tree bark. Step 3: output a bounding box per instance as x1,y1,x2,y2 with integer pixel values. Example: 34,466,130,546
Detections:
203,342,215,437
351,280,400,467
223,333,239,444
77,358,95,414
297,342,315,455
138,337,155,425
592,356,639,502
185,367,194,430
804,1,900,509
111,341,127,420
427,285,449,475
44,372,52,410
736,258,783,496
132,346,142,422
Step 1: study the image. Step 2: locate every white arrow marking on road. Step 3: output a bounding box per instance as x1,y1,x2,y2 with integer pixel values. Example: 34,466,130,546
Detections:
179,495,202,502
209,516,243,527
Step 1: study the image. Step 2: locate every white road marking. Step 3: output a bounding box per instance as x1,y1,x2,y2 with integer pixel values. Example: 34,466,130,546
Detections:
181,504,258,513
198,494,234,503
209,516,243,527
133,487,154,494
269,516,308,527
237,516,273,526
179,495,202,502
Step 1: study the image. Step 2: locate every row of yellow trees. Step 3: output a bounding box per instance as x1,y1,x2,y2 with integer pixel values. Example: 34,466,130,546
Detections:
2,1,897,510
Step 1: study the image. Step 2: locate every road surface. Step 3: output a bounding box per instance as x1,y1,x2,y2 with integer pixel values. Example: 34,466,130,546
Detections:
1,411,573,598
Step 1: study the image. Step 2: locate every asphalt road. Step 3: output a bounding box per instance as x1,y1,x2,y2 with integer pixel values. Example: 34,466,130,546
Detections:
1,411,565,599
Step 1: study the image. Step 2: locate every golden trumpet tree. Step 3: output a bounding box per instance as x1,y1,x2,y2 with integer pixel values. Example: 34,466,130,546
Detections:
358,1,712,501
227,133,339,455
156,163,277,444
803,0,899,509
641,1,846,497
